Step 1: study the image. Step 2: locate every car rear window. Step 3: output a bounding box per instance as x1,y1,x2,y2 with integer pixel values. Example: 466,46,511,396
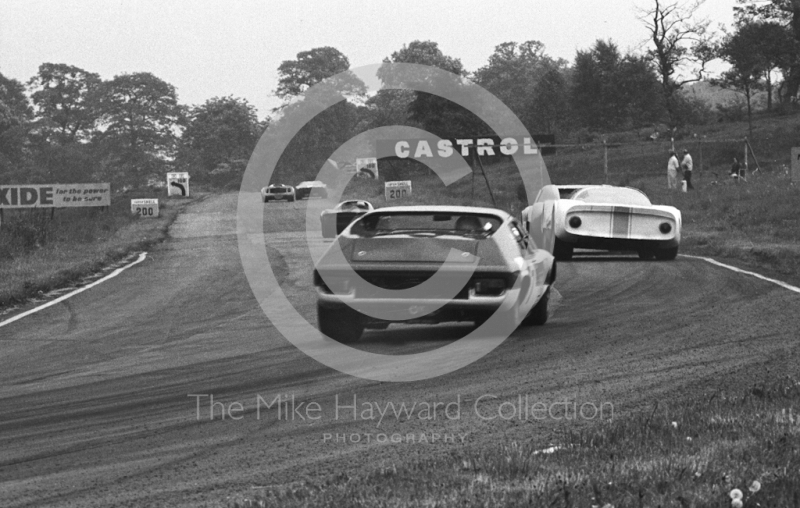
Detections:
571,187,651,206
349,212,502,237
268,187,288,193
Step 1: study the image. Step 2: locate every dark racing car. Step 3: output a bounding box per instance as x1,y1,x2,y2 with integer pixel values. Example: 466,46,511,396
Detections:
295,181,328,200
313,206,555,343
320,200,374,239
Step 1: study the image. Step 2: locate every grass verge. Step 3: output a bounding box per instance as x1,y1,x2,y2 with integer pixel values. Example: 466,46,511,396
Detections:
0,189,202,307
235,375,800,507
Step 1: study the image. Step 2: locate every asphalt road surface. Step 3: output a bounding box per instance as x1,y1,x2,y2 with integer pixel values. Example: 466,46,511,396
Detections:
1,193,798,507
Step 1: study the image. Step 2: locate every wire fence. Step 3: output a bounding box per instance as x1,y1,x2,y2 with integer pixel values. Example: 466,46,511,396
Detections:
542,137,763,185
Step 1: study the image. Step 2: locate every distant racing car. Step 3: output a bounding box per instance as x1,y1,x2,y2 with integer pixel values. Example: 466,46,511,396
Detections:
522,184,681,261
295,181,328,199
261,184,296,203
313,206,555,343
320,200,374,239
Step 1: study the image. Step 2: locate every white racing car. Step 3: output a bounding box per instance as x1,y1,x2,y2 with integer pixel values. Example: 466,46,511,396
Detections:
261,184,296,203
522,184,681,261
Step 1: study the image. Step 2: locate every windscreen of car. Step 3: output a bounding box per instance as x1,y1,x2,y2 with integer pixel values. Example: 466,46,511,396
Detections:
338,201,369,211
571,187,651,206
349,212,503,238
268,187,288,193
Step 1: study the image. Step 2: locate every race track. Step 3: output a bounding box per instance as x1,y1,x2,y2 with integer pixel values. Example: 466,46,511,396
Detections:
1,193,798,507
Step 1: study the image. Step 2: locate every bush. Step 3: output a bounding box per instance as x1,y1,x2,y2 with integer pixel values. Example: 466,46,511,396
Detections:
674,93,716,126
716,97,748,122
0,210,51,258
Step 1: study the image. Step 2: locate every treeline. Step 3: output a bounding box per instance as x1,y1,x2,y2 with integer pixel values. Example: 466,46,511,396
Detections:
1,0,799,188
0,65,265,189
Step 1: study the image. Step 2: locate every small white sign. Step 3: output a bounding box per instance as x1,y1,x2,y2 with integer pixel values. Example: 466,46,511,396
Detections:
356,157,378,179
385,180,412,200
131,198,159,218
166,172,190,197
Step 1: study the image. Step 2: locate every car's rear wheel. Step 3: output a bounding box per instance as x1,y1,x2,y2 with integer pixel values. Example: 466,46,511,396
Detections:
638,250,656,260
318,304,364,343
522,287,549,326
553,238,573,261
655,247,679,260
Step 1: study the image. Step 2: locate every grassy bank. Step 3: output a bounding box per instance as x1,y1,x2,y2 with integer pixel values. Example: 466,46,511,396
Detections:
0,188,202,307
236,373,800,507
636,170,800,286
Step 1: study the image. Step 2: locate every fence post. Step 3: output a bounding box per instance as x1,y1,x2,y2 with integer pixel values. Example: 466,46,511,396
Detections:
744,138,749,181
603,138,608,184
699,136,704,175
746,138,761,173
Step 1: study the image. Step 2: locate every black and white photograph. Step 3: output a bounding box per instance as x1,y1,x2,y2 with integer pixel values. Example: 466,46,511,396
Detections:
1,0,800,506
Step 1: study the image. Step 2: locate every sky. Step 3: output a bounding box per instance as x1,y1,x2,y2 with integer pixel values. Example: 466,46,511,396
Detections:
0,0,737,120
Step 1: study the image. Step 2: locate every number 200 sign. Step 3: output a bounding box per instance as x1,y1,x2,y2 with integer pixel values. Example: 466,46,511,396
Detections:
385,180,412,201
131,199,159,218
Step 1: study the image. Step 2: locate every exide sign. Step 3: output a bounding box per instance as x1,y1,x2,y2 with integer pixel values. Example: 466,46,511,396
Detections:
0,184,111,208
0,186,55,206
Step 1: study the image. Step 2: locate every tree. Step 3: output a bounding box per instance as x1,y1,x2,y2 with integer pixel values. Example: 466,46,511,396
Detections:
28,63,101,144
473,41,571,134
270,47,365,181
473,41,547,116
378,40,487,138
94,72,183,184
738,22,795,109
638,0,717,126
0,72,31,181
530,64,572,134
179,96,262,183
271,91,362,182
363,88,418,129
735,0,800,103
716,25,768,136
276,46,365,100
571,40,664,130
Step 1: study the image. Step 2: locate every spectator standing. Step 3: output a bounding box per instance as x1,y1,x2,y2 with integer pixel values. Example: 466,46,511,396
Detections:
730,157,741,180
681,149,694,190
667,151,680,189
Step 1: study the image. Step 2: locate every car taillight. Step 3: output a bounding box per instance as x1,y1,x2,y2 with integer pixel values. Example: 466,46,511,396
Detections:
659,222,672,234
473,278,506,296
569,216,582,228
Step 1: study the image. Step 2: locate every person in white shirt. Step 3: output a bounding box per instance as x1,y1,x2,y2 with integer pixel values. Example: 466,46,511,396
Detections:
681,149,694,190
667,151,680,189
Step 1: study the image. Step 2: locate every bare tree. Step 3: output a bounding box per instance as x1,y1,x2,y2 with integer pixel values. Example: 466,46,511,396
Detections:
638,0,717,126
